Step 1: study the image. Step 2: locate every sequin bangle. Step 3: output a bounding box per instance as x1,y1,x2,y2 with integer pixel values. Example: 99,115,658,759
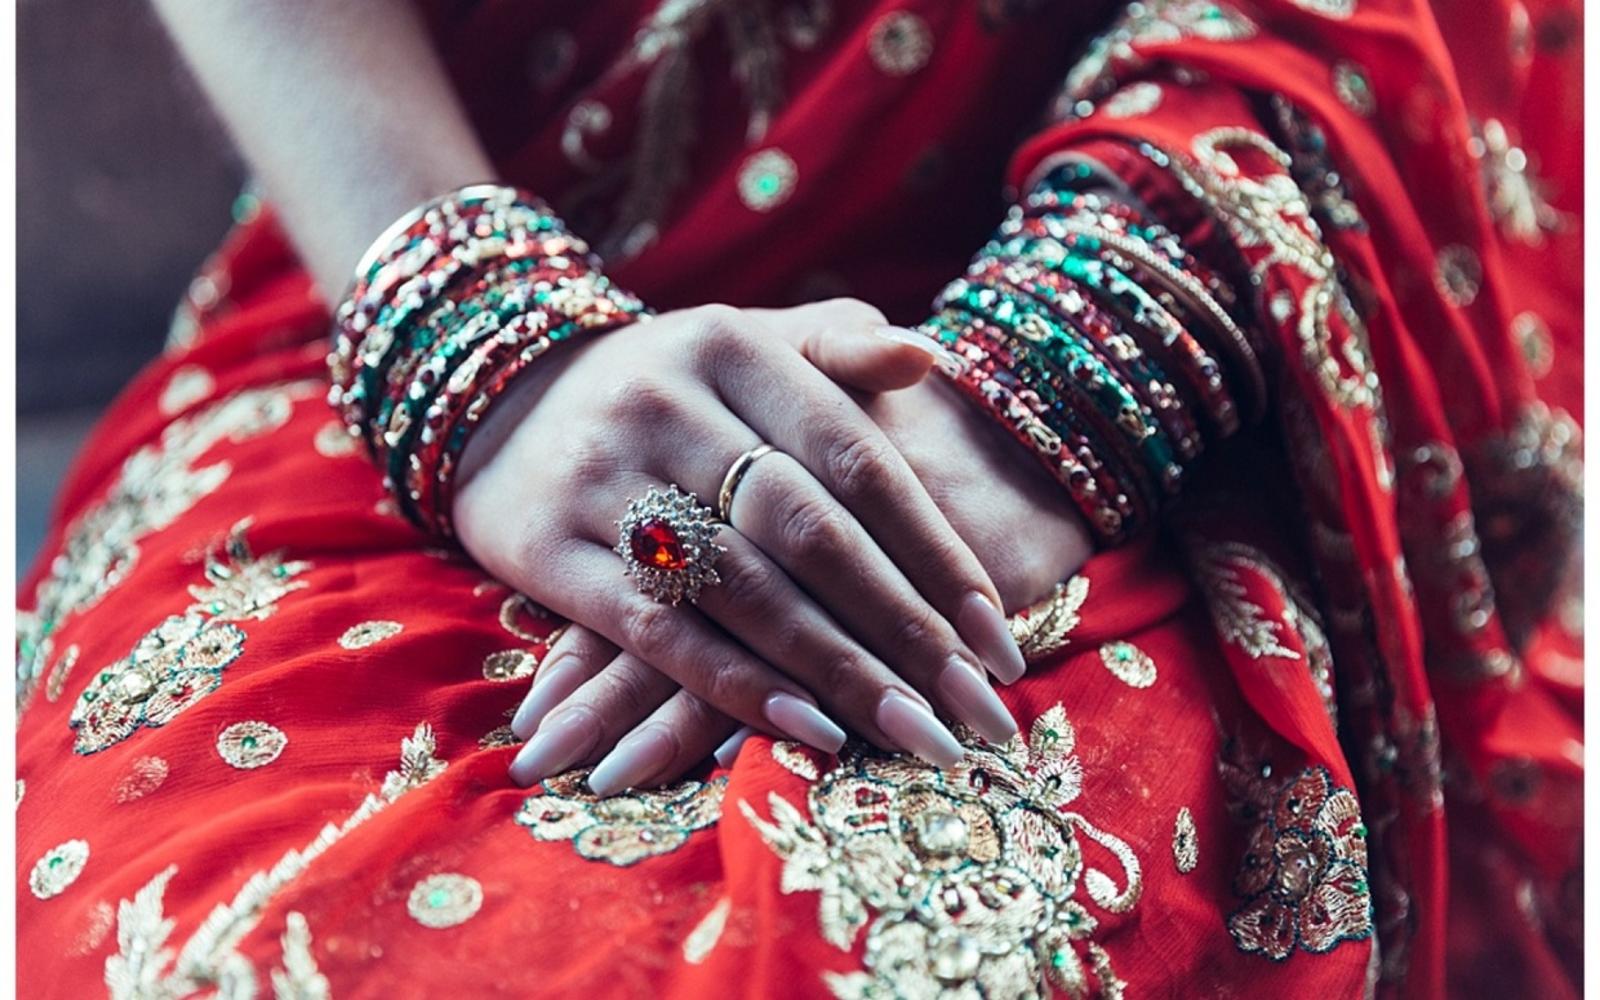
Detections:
330,185,648,536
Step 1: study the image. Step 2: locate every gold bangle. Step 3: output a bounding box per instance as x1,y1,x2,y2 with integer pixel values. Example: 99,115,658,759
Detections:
717,443,777,523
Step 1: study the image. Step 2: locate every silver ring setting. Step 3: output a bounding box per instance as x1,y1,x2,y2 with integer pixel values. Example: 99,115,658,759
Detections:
615,484,725,605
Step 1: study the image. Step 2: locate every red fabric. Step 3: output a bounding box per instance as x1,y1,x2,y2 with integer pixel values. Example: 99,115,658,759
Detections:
16,2,1580,997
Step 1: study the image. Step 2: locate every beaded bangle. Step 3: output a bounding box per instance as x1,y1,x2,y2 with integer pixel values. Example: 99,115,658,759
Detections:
330,185,647,537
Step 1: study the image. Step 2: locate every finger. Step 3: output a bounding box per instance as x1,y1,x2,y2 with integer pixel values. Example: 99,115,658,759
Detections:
747,298,944,392
587,689,742,796
691,306,1025,683
713,725,757,768
511,624,619,739
510,648,680,787
720,453,1017,749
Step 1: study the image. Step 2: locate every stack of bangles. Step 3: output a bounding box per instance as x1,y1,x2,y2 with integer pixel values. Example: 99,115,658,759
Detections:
329,185,648,537
919,166,1267,546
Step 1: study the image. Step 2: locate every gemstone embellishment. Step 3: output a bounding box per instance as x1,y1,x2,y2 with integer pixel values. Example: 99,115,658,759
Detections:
615,484,726,605
30,840,90,899
216,720,288,769
738,149,798,212
407,873,484,929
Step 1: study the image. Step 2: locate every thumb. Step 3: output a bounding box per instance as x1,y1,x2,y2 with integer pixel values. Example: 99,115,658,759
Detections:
799,323,946,393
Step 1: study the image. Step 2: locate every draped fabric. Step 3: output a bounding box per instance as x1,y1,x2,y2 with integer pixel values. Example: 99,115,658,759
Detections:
16,1,1580,997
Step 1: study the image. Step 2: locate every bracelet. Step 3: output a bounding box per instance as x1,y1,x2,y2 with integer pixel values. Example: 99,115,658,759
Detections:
329,185,647,537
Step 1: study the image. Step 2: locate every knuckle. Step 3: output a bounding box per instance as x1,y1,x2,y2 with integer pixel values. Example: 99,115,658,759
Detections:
600,376,681,426
618,600,676,659
778,492,851,556
699,654,755,712
886,606,946,657
816,655,874,703
823,431,894,503
690,306,757,373
715,555,775,615
591,663,660,720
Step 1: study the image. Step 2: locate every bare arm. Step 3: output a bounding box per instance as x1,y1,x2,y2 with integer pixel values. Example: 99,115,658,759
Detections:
150,0,493,296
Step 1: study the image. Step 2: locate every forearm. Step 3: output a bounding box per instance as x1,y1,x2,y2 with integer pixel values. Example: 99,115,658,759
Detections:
150,0,494,296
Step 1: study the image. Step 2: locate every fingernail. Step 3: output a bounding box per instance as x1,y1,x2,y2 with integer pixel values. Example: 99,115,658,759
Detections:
957,591,1026,684
763,692,847,753
714,726,756,769
512,655,588,739
871,324,946,361
509,708,598,787
587,725,675,797
936,657,1018,745
876,689,964,769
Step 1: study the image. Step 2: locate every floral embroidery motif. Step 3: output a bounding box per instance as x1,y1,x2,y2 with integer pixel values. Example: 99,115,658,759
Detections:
30,839,90,899
113,756,171,804
683,897,732,964
408,874,484,929
1219,749,1373,960
742,705,1141,1000
104,723,445,996
158,365,216,416
1009,576,1090,661
1097,641,1156,688
271,912,331,1000
516,769,728,866
738,148,798,212
868,11,932,76
18,382,317,713
482,649,538,682
1102,81,1162,119
68,523,309,755
1173,807,1199,873
338,620,402,650
1059,0,1256,112
216,721,288,769
1470,118,1563,245
499,593,558,642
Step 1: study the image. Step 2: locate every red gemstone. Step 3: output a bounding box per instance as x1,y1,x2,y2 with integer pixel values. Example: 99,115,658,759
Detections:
630,518,687,571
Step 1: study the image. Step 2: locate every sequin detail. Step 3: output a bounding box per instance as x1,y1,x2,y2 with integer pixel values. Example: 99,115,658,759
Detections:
868,11,932,76
742,705,1141,999
516,769,727,866
1097,641,1157,688
339,620,402,650
482,649,538,682
158,365,216,416
683,897,732,964
1009,576,1090,661
1511,311,1554,378
408,874,484,929
1434,245,1482,307
1173,807,1199,873
738,149,798,212
69,522,311,754
1332,61,1375,117
44,643,79,702
30,839,90,899
113,756,170,804
217,721,288,769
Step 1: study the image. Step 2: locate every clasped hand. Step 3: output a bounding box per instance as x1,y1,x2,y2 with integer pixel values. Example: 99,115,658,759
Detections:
453,299,1091,795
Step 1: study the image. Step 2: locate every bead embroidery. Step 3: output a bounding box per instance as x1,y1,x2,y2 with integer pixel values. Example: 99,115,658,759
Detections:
1009,576,1090,661
738,148,798,212
158,365,216,416
1102,81,1162,119
516,769,727,866
1332,62,1375,117
217,721,288,769
338,620,402,650
312,420,359,458
682,897,732,964
482,649,538,682
272,912,331,998
742,705,1142,999
113,755,171,804
1512,311,1553,378
868,11,932,76
30,839,90,900
1433,245,1482,308
44,642,79,702
69,522,311,755
1098,641,1157,688
408,874,484,929
1173,807,1199,873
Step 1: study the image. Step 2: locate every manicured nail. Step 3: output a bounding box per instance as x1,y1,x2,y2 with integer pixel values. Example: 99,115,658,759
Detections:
714,726,756,769
876,689,964,769
871,324,947,361
763,692,847,753
587,725,675,797
957,591,1026,684
936,657,1018,745
509,708,597,787
511,655,588,739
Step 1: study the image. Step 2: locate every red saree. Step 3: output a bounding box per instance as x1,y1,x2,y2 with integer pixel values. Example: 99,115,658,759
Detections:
16,1,1582,997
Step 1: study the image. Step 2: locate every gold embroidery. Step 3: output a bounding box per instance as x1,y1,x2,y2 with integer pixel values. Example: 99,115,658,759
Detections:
743,705,1142,999
104,723,445,996
1097,641,1156,688
270,912,331,1000
1009,576,1090,661
216,721,288,770
682,897,732,964
158,365,216,416
44,643,79,702
1219,747,1373,959
482,649,538,682
516,769,727,866
500,593,557,642
69,522,310,755
30,839,90,899
408,874,484,929
113,756,171,804
1173,807,1199,873
18,381,317,713
338,620,402,650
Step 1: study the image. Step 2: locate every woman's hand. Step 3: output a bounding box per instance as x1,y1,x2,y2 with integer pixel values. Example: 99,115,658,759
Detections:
454,303,1031,791
490,300,1094,796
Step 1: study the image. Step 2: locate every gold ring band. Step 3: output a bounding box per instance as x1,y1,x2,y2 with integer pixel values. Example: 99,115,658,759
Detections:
717,444,777,522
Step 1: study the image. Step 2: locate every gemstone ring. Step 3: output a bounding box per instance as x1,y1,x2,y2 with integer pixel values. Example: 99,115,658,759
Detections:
615,484,726,605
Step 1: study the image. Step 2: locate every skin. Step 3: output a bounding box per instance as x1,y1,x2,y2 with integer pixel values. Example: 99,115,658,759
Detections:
151,0,1094,795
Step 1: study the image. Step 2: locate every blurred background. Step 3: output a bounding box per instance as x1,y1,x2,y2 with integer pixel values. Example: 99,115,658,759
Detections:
17,1,243,578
